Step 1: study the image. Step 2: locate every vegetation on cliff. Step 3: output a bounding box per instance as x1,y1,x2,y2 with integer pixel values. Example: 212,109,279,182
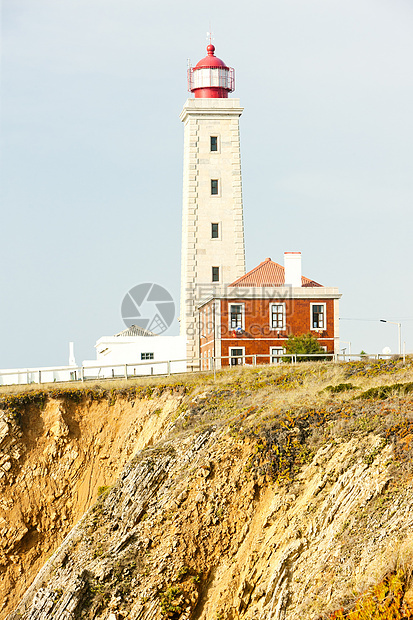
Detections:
1,357,413,619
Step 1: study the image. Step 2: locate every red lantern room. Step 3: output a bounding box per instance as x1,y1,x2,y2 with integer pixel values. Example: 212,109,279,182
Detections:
188,44,235,98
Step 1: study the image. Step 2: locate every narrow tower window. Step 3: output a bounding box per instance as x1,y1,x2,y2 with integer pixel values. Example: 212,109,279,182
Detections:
212,266,220,282
211,179,219,195
211,223,219,238
210,136,218,152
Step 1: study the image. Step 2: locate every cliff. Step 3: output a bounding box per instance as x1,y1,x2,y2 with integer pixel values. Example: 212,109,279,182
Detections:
1,359,413,619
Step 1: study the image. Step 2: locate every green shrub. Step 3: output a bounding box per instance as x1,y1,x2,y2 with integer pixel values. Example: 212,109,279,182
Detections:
159,585,184,618
97,485,111,497
282,333,330,362
358,382,413,400
324,383,356,393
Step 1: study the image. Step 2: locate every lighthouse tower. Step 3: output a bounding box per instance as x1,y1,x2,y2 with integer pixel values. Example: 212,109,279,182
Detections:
180,44,246,362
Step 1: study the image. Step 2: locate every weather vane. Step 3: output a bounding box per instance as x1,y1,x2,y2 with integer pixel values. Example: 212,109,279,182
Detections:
206,25,214,45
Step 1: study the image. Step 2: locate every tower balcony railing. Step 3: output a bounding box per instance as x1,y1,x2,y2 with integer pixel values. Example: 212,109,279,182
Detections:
188,67,235,92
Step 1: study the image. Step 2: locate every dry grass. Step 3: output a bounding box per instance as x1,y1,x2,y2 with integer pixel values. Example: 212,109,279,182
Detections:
0,370,212,396
2,358,412,409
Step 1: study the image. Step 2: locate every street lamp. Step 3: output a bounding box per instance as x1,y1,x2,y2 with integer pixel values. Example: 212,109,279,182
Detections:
340,340,352,356
380,320,401,355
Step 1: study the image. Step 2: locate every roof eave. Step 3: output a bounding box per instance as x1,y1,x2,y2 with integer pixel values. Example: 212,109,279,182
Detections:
197,286,341,303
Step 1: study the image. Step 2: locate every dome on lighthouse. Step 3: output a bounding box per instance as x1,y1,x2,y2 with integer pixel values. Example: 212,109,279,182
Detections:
194,44,228,68
188,44,235,99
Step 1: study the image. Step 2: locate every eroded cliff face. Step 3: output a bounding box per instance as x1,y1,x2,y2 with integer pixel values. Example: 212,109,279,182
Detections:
0,387,185,618
3,361,413,620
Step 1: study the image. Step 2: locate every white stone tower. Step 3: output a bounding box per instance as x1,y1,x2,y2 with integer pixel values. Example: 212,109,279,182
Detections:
180,44,246,361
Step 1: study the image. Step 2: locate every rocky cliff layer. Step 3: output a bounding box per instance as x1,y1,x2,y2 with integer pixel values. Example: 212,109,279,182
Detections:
3,360,413,619
0,385,185,618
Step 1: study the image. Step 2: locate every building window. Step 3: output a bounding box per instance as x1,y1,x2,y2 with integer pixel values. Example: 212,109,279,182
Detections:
141,352,154,360
229,304,244,330
230,348,244,366
270,303,285,330
206,305,211,334
211,179,219,195
201,309,206,337
210,136,218,152
311,304,326,329
271,347,285,364
211,223,219,238
212,266,220,282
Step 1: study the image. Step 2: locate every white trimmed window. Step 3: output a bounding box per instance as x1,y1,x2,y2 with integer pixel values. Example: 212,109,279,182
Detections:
141,352,154,360
270,303,286,330
211,179,219,195
271,347,285,364
311,303,326,330
229,303,244,330
211,223,220,239
230,347,245,366
206,305,211,334
202,309,206,336
210,136,218,152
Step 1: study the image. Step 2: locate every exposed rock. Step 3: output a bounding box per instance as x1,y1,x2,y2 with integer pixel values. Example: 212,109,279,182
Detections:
3,361,413,619
0,391,184,618
0,415,9,447
7,424,408,620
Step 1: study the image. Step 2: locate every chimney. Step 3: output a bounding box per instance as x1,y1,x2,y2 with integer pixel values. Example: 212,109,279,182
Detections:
284,252,302,287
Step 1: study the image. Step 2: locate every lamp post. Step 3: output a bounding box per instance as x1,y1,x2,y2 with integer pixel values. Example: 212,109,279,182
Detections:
380,320,401,355
339,341,352,356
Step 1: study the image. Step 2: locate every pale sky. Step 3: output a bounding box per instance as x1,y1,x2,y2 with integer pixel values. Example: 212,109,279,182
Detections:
1,0,412,368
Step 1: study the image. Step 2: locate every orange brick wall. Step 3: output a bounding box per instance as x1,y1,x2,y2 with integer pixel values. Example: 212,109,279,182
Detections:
199,296,337,368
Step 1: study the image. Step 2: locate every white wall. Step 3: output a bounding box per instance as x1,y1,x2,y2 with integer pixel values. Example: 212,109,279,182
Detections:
180,98,246,361
0,336,187,385
82,335,187,378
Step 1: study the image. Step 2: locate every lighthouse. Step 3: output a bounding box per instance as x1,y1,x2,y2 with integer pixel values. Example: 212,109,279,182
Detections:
180,44,246,362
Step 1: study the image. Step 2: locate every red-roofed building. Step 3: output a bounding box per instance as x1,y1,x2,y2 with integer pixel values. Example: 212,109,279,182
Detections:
198,253,341,368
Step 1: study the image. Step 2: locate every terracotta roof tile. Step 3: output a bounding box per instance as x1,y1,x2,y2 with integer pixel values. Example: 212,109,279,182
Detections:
229,258,322,288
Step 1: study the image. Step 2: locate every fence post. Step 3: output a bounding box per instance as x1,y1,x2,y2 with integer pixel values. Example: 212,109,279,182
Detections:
253,354,257,366
38,370,41,384
124,364,128,379
167,361,171,375
81,366,84,382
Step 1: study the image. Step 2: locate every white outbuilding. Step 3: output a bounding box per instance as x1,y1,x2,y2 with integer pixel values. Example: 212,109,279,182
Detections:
82,326,187,378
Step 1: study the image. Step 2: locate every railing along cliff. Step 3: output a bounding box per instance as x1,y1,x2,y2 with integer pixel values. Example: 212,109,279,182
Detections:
0,353,408,386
